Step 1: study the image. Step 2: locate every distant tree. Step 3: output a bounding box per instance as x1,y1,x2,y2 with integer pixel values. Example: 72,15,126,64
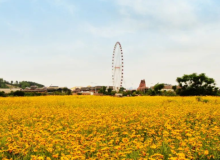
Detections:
4,80,10,84
126,90,132,96
63,87,68,92
57,88,62,93
0,79,2,88
111,91,116,96
119,87,126,93
98,86,107,94
146,89,156,96
176,73,218,96
0,79,9,88
172,85,177,92
18,81,44,89
154,83,164,94
0,91,6,97
107,88,113,95
63,87,72,95
13,91,25,97
132,92,137,96
11,81,13,84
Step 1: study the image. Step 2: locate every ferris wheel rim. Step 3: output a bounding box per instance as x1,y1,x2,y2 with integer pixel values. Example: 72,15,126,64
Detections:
112,42,124,91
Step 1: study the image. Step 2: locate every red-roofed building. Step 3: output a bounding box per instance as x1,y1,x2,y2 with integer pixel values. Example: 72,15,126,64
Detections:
137,79,148,91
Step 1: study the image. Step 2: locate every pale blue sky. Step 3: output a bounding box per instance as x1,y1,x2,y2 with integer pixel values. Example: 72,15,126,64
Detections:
1,0,220,88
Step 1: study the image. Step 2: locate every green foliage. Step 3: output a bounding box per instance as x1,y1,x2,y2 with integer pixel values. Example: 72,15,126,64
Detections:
119,87,126,93
111,91,116,96
203,99,209,103
99,86,126,96
0,79,9,88
18,81,44,89
146,89,156,96
62,87,72,95
196,97,209,103
98,86,107,94
162,91,177,96
24,92,47,96
176,73,218,96
0,91,6,97
49,88,72,95
132,92,137,96
172,85,177,91
107,88,113,95
196,96,202,102
122,90,132,96
154,83,164,95
0,78,44,89
13,91,25,97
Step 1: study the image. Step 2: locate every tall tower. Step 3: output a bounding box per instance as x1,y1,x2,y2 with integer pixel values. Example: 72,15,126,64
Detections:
137,79,148,91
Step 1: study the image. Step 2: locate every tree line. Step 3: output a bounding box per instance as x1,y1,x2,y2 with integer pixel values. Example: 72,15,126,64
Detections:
1,73,219,97
0,87,72,97
99,73,220,96
0,78,44,89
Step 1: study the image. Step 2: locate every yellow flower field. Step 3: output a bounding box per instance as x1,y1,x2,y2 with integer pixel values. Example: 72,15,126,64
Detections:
0,96,219,160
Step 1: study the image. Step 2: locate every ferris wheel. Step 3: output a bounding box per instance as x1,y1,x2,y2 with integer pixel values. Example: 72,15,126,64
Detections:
112,42,124,92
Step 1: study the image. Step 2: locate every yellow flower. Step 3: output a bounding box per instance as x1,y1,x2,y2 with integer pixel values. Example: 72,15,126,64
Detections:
0,96,219,159
204,150,209,155
150,144,157,149
52,154,59,158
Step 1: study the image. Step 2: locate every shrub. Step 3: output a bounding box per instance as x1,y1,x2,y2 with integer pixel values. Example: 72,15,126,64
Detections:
203,99,209,103
196,96,202,102
0,91,6,97
132,92,137,96
13,91,25,97
162,91,177,96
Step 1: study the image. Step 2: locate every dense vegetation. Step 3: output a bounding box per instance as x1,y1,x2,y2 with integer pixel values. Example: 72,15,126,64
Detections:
1,73,219,97
99,73,219,97
0,88,72,97
0,78,72,97
0,79,9,88
0,78,44,89
16,81,44,89
176,73,218,96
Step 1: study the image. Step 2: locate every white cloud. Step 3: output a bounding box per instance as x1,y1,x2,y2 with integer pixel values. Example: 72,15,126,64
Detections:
114,0,220,31
84,0,217,38
116,0,197,26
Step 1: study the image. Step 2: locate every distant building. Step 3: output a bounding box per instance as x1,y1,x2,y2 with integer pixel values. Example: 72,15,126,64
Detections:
137,79,148,91
161,84,173,92
150,84,180,92
46,86,69,94
71,86,82,91
47,86,59,92
72,86,113,94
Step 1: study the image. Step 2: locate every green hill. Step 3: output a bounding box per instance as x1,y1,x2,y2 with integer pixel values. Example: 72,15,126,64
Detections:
0,78,45,89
